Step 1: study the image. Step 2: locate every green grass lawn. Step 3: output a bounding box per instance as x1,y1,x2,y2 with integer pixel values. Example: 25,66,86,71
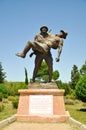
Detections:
66,100,86,125
0,101,17,121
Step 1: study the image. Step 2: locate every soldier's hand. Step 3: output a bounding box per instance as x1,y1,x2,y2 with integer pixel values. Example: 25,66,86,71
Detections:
29,53,33,57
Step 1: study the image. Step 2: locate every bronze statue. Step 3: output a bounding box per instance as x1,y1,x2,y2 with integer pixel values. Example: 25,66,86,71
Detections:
16,25,68,82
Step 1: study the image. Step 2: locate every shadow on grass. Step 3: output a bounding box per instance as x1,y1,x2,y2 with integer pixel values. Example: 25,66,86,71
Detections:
80,108,86,112
76,108,86,112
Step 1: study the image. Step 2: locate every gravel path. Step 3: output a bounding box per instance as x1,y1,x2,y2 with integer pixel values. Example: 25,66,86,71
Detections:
1,121,80,130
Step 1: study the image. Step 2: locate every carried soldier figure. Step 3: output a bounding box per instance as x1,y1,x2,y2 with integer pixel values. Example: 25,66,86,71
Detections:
16,25,68,82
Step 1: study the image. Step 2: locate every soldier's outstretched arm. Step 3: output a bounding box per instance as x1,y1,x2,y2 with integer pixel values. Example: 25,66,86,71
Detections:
56,42,63,62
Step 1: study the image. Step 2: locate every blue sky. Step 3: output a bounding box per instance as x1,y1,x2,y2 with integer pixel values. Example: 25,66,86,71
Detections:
0,0,86,82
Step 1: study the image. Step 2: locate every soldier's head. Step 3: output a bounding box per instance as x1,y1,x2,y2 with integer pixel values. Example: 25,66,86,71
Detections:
40,25,48,33
60,30,68,39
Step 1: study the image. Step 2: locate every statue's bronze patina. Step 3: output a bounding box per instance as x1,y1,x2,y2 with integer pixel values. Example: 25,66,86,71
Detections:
16,25,68,82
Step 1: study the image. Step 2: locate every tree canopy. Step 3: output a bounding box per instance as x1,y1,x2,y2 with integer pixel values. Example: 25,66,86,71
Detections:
36,61,59,82
75,75,86,102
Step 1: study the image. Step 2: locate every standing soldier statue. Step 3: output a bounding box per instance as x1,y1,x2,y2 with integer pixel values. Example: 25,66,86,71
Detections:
16,25,68,82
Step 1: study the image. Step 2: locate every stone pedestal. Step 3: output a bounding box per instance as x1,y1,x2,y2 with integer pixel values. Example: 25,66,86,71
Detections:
16,83,69,122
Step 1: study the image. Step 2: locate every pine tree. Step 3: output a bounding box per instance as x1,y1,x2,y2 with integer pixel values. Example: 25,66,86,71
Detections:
80,61,86,76
71,65,80,89
24,67,28,85
0,62,6,83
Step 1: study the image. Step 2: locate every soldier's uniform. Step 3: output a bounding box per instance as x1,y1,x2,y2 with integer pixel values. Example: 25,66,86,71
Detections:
32,26,53,82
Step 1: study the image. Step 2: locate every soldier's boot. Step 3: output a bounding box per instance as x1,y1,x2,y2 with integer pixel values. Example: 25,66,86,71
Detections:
16,52,26,58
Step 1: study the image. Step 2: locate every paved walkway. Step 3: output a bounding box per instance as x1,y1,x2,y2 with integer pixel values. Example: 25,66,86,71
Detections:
0,121,81,130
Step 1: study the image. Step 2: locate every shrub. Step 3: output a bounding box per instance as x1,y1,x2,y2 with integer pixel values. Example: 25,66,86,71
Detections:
75,75,86,102
12,97,19,109
4,82,27,96
0,103,4,112
0,84,8,98
0,92,3,102
8,96,19,109
57,80,71,96
2,98,9,103
66,89,76,100
8,96,16,101
65,98,75,105
82,102,86,107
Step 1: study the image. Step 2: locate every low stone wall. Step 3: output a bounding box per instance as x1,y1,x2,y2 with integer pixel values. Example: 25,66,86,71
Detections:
0,115,16,128
0,115,86,130
68,117,86,130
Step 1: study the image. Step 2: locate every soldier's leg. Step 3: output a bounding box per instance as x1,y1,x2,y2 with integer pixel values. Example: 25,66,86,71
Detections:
45,53,53,82
34,41,49,53
16,41,34,58
32,54,43,82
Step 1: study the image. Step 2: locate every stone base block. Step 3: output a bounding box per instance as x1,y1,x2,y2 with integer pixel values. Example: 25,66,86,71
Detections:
16,112,69,122
16,88,69,122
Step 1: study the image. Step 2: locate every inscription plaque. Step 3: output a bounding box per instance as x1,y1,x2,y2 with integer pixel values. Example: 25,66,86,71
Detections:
29,95,53,115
